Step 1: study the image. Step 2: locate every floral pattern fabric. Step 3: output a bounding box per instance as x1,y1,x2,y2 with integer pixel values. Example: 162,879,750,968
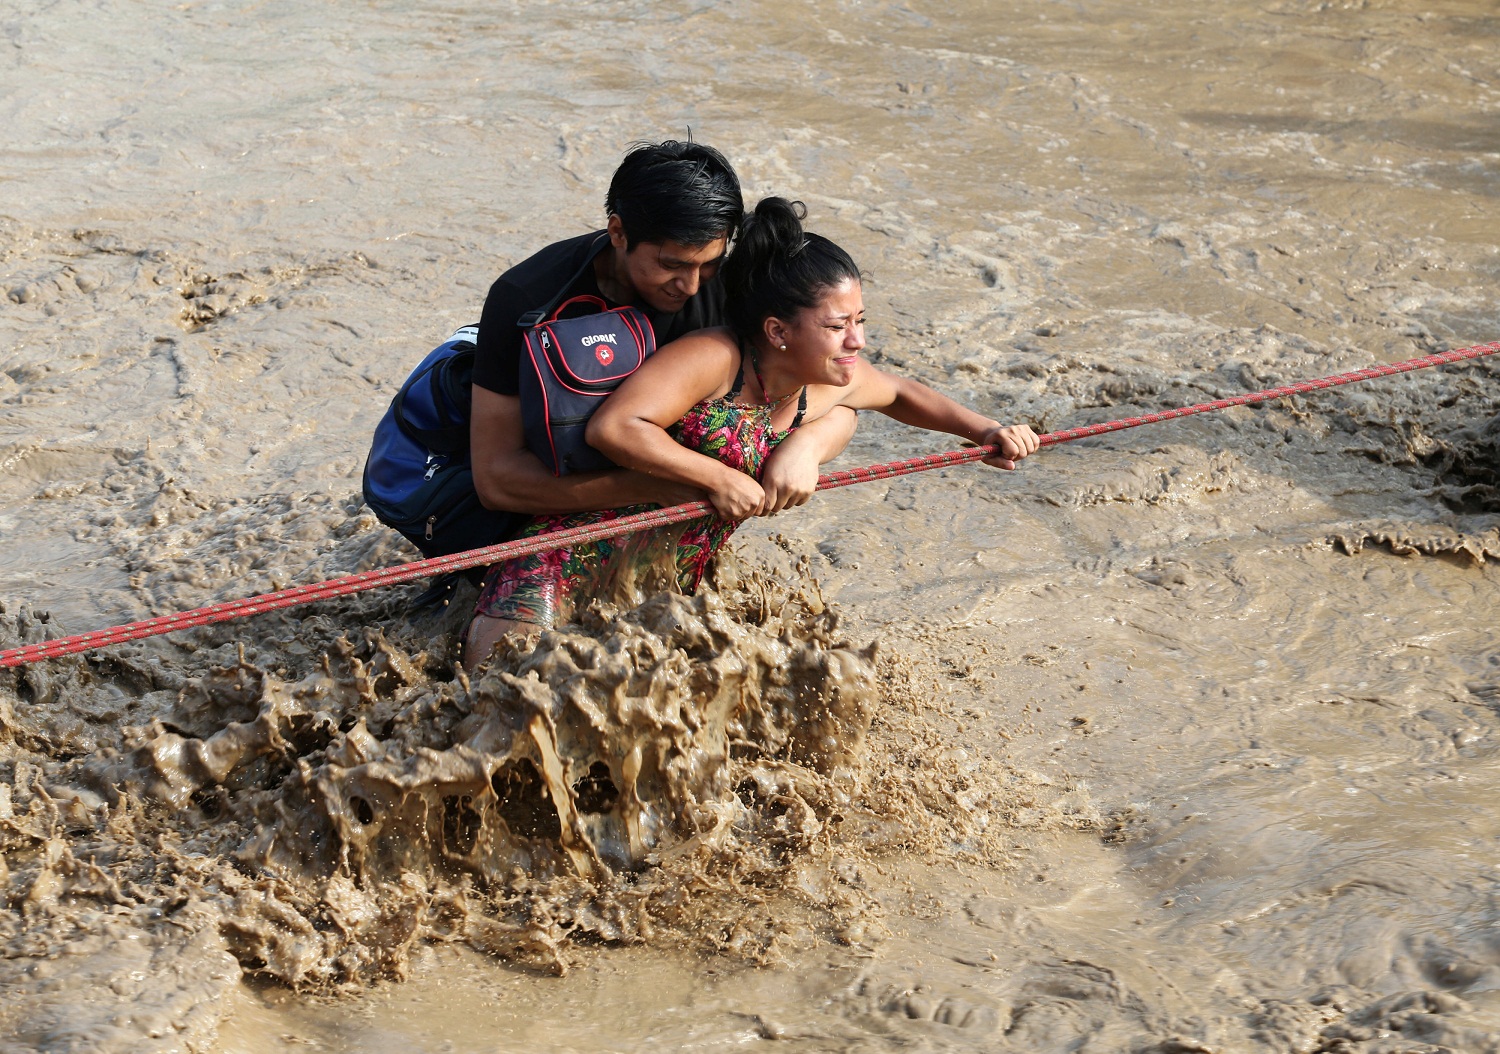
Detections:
474,383,790,628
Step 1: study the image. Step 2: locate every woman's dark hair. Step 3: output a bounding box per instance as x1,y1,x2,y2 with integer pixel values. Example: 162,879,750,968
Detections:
606,140,744,249
719,198,862,342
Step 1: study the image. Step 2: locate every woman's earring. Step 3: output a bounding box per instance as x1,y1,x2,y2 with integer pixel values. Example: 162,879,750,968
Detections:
779,344,787,351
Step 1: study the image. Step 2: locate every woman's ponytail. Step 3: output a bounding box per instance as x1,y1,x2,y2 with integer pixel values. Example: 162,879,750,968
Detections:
720,198,861,341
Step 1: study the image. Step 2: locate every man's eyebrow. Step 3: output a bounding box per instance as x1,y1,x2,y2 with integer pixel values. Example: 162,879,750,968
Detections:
659,250,724,267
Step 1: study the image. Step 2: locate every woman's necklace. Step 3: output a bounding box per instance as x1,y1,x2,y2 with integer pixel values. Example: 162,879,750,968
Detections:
748,346,804,412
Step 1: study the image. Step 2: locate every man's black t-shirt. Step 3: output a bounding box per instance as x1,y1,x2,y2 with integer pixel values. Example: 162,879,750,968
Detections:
471,231,727,396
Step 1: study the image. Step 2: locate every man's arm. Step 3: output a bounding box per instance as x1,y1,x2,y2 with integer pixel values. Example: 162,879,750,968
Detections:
469,386,704,514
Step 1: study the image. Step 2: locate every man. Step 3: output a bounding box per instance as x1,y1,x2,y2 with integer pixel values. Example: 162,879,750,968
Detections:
462,141,856,665
468,141,744,523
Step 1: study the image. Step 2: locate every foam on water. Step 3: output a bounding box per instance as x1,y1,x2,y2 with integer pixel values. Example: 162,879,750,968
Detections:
0,554,1085,1047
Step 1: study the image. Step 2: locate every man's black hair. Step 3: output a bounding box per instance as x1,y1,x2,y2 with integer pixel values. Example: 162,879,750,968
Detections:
606,140,744,250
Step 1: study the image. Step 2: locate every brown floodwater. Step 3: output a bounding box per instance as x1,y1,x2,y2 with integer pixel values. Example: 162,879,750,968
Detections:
2,0,1498,1050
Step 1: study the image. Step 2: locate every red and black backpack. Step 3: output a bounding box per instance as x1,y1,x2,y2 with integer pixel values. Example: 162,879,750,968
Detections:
518,293,655,476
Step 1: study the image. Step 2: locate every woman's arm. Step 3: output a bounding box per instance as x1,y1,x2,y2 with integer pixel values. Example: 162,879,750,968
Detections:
469,387,704,513
587,330,770,518
833,363,1039,467
758,405,858,512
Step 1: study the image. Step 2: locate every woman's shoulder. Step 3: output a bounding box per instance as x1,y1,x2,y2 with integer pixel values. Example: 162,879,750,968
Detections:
620,326,742,408
651,326,742,380
802,359,886,412
656,325,739,358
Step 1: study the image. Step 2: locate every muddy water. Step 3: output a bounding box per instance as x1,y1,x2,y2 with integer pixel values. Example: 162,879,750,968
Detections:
3,0,1499,1050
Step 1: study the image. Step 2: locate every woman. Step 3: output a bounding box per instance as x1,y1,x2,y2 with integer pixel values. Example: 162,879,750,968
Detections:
463,197,1038,669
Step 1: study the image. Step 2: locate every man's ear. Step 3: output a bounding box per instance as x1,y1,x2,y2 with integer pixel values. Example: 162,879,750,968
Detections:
606,214,629,253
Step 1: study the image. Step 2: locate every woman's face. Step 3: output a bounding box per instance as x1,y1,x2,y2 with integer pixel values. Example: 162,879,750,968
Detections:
774,277,866,388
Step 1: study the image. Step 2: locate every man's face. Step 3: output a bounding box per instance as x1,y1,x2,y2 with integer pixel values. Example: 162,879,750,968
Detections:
607,216,727,314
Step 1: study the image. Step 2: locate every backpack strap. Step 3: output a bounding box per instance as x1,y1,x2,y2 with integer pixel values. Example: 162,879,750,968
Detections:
514,233,611,329
724,359,746,400
546,294,610,323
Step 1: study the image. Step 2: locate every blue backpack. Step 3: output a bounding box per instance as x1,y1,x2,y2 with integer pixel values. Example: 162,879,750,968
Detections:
362,248,657,559
361,326,525,559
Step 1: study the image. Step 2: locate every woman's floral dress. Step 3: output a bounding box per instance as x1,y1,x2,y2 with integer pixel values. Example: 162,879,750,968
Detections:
474,361,803,628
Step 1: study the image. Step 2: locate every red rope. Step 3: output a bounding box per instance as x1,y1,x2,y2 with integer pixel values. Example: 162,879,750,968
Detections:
3,341,1495,668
